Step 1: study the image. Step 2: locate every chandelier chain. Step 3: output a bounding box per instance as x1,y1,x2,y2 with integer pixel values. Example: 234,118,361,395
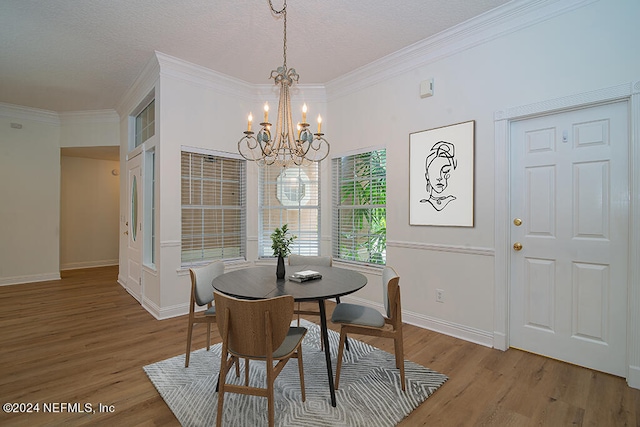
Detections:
269,0,287,69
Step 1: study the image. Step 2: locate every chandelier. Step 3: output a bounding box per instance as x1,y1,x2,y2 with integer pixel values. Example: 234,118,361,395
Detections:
238,0,329,167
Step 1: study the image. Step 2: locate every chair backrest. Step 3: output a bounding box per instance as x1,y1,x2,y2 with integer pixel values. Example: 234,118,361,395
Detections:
214,291,294,358
190,261,225,307
382,266,401,323
288,254,333,267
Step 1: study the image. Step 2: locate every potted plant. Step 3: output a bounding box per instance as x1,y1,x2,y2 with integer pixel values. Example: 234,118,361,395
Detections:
271,224,296,279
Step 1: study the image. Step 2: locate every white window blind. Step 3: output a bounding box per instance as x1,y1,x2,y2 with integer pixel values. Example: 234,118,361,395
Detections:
332,149,386,266
181,151,246,265
259,164,320,258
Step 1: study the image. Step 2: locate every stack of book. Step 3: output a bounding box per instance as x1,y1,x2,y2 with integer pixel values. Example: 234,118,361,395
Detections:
289,270,322,282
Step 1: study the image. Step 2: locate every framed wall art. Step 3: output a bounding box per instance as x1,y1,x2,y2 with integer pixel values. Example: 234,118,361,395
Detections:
409,120,475,227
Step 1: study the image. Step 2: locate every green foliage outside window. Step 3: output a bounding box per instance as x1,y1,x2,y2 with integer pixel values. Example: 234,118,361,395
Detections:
333,149,386,265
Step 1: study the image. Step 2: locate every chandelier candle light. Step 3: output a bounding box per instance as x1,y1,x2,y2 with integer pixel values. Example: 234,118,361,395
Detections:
238,0,329,167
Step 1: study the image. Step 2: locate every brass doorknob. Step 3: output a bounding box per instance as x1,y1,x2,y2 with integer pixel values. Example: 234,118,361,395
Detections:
513,242,523,251
124,230,129,235
513,218,522,226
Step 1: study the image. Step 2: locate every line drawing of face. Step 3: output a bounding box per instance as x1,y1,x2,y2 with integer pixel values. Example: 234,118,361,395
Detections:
425,141,456,196
427,156,452,194
419,140,458,211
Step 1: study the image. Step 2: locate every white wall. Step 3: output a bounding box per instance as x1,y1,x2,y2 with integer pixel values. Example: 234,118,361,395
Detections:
0,106,61,285
326,0,640,344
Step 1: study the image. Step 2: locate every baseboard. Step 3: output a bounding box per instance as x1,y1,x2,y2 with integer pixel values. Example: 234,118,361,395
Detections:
493,332,508,351
340,294,494,348
0,272,61,286
628,365,640,390
117,276,142,304
141,297,161,319
142,297,189,320
60,259,118,271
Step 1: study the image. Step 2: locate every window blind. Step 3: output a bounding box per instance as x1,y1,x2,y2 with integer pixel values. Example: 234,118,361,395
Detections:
258,164,320,258
332,149,386,265
181,151,246,265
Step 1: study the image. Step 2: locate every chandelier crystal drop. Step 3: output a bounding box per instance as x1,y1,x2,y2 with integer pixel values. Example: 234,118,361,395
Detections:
237,0,329,167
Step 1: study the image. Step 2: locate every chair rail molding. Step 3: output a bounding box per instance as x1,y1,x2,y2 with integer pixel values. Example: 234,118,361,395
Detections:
387,240,494,257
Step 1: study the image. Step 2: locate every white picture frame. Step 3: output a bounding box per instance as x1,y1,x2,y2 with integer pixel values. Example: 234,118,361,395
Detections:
409,120,475,227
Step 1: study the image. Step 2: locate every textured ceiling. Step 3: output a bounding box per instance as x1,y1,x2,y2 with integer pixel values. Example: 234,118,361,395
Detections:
0,0,510,112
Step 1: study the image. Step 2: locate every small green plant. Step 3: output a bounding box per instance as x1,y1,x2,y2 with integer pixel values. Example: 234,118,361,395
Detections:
271,224,297,258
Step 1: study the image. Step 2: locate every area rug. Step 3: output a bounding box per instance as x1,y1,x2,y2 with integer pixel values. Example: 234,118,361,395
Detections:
144,320,447,426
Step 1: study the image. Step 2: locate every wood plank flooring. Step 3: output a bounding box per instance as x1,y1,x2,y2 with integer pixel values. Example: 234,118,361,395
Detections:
0,266,638,426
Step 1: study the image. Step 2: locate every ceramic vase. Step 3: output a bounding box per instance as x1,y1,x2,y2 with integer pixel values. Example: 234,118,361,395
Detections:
276,255,285,280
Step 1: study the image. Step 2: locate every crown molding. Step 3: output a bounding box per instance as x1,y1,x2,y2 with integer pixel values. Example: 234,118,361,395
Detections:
0,102,60,124
325,0,597,101
154,52,328,104
115,52,160,117
0,103,118,126
59,109,119,125
155,51,254,102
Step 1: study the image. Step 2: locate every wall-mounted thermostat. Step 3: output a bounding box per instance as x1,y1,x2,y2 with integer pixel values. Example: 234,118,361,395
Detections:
420,78,434,98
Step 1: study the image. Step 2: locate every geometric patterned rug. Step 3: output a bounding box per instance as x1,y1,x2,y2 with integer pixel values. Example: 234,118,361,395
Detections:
144,320,448,426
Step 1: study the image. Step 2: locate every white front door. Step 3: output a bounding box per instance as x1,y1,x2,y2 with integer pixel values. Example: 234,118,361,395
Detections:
126,153,142,299
509,101,629,376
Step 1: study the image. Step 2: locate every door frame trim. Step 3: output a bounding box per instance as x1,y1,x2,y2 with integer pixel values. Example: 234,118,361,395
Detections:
494,80,640,388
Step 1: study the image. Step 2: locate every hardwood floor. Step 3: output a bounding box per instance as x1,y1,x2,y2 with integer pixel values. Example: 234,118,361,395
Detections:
0,266,638,426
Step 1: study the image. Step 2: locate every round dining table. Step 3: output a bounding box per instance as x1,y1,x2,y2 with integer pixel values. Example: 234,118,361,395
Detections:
212,265,367,407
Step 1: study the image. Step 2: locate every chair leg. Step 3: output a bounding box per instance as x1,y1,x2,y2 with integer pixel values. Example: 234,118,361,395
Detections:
394,333,405,391
185,321,194,368
266,365,275,427
206,322,211,350
335,328,347,389
334,297,350,352
216,356,229,427
297,348,306,401
245,359,250,385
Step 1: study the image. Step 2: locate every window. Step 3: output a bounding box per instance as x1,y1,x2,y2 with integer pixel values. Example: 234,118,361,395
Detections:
332,149,386,265
143,148,156,267
259,164,320,258
181,150,246,265
135,99,155,147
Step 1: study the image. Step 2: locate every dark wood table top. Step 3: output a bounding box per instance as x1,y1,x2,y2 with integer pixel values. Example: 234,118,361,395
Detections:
212,265,367,302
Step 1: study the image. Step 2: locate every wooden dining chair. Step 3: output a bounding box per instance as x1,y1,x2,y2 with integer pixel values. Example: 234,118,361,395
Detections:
214,291,307,427
184,261,225,368
331,266,405,391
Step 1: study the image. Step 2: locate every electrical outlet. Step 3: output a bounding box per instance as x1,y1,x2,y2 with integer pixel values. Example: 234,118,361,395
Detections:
436,289,445,303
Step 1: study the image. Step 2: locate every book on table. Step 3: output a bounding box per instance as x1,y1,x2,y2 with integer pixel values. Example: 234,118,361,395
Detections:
289,270,322,282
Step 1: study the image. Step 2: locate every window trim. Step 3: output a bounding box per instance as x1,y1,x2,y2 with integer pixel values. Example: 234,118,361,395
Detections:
180,148,247,266
332,148,387,267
